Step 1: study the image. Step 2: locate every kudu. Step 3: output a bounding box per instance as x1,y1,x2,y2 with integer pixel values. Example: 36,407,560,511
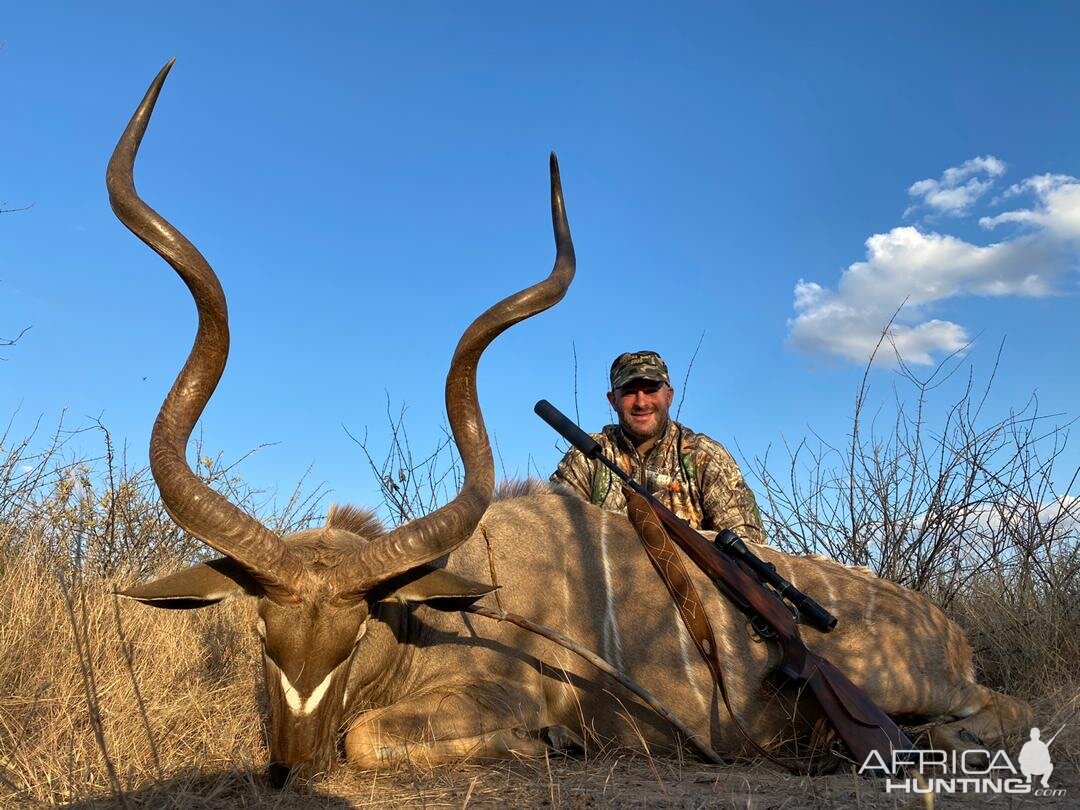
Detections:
114,63,1031,786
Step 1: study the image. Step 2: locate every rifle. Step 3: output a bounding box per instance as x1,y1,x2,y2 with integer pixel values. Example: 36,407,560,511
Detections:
535,399,912,773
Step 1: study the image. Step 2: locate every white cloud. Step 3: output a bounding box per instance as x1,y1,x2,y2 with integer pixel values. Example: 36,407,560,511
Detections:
906,155,1006,216
980,173,1080,241
788,160,1080,367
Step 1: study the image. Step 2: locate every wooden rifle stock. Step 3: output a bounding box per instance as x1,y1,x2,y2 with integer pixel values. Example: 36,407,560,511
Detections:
634,492,913,770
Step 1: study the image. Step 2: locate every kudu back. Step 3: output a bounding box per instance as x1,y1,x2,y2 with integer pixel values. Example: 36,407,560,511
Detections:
115,63,1031,786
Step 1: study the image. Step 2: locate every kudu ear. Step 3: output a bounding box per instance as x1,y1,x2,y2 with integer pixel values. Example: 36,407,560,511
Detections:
378,567,497,610
117,557,263,609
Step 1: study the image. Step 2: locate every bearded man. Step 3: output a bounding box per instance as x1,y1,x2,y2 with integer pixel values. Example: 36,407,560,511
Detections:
550,350,765,541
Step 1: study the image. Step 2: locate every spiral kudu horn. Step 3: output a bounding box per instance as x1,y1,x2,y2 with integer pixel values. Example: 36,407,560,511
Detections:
107,61,306,604
332,155,576,596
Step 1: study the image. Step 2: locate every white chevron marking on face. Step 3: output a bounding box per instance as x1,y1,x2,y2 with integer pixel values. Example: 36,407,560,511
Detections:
280,669,335,717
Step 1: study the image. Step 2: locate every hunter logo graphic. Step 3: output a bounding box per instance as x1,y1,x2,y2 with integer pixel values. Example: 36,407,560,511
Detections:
1018,726,1059,788
860,725,1067,797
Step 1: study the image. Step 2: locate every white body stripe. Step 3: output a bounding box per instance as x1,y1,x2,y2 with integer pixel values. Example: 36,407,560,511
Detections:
862,582,876,626
676,609,709,713
597,511,625,670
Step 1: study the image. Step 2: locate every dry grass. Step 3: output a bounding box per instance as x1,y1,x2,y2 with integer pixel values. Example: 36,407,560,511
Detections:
0,548,265,806
0,425,291,807
1,350,1078,807
0,464,1076,809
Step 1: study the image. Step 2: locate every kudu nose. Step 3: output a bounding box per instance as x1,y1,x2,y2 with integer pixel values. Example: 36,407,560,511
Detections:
268,755,329,788
267,762,292,789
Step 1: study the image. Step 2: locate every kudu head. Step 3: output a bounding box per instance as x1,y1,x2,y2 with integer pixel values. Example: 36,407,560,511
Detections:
108,61,575,786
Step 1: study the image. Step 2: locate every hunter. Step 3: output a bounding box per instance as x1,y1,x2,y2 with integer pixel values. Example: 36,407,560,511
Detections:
550,350,765,542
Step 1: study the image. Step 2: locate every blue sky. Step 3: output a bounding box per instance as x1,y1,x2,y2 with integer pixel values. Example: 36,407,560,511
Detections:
3,3,1079,520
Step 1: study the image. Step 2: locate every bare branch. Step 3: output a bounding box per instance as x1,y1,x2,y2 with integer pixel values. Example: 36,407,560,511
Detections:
675,330,705,422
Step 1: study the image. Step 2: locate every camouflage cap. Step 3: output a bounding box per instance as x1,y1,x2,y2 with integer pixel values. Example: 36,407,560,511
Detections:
609,350,671,390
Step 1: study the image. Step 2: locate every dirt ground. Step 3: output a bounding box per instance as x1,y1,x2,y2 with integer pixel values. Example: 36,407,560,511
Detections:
56,753,1078,809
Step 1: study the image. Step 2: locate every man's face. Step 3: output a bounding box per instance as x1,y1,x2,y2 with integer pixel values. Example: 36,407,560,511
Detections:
607,379,675,444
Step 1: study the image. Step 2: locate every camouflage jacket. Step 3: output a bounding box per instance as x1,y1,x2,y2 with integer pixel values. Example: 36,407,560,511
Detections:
550,420,765,543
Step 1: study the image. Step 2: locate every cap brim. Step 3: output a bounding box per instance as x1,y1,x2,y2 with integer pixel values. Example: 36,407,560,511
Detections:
611,371,669,390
